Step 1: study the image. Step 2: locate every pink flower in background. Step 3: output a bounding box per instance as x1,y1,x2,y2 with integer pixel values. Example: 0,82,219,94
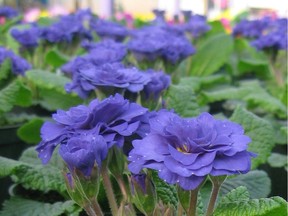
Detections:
24,8,41,22
48,5,69,17
0,17,6,24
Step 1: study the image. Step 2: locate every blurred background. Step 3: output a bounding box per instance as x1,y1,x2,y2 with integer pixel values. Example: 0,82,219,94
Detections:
0,0,287,22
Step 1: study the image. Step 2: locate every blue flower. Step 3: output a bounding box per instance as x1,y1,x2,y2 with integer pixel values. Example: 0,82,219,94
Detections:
142,70,171,100
0,6,18,18
183,14,211,38
36,94,148,175
90,19,128,42
128,111,255,190
66,63,151,98
11,26,41,48
0,46,31,75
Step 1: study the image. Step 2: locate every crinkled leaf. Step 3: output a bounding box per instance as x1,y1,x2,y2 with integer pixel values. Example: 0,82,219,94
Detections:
38,88,83,111
17,118,44,144
164,84,200,117
151,171,178,208
0,58,11,82
230,106,275,169
0,79,32,113
45,49,69,68
0,197,81,216
267,153,287,168
201,80,286,118
220,186,250,204
214,187,287,216
221,170,271,199
0,156,22,177
189,33,233,76
25,69,71,93
0,147,66,195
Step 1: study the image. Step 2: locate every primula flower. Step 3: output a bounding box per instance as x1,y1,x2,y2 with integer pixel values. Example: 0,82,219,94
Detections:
183,14,211,38
36,94,148,176
232,17,272,38
66,63,151,98
11,26,41,48
0,6,18,18
0,46,31,75
128,26,195,64
142,70,171,100
128,110,255,190
40,14,91,43
90,19,128,42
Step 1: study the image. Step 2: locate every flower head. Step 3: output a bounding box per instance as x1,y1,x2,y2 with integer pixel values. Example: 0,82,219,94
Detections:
90,19,128,42
66,63,151,98
0,6,18,18
11,26,42,48
142,70,171,100
36,94,148,176
128,111,255,190
183,14,211,38
0,46,31,75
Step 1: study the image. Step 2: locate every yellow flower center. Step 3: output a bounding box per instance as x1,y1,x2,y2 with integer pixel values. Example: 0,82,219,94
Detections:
177,144,190,154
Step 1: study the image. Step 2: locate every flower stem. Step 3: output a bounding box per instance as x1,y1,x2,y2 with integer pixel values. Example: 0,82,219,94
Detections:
83,204,97,216
101,166,118,216
177,203,184,216
188,188,199,216
91,198,104,216
115,174,128,201
205,176,226,216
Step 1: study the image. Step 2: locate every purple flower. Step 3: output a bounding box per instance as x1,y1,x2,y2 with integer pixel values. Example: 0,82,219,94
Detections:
128,26,195,64
251,31,287,51
232,17,272,38
0,6,18,18
40,14,91,43
36,94,148,175
66,63,151,98
0,46,31,75
183,14,211,38
11,26,41,48
142,70,171,100
128,111,255,190
81,40,127,63
90,19,128,42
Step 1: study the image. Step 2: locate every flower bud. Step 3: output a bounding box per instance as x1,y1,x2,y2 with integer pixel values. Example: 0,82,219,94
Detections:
130,173,157,215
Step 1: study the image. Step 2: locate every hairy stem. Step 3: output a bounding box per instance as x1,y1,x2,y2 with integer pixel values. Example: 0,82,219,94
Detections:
188,188,199,216
101,166,118,216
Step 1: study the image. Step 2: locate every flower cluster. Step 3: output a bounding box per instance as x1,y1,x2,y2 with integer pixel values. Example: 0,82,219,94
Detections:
183,14,211,38
0,46,31,75
0,6,18,19
36,94,148,176
250,18,288,51
90,18,128,42
128,110,255,190
128,25,195,64
232,17,272,38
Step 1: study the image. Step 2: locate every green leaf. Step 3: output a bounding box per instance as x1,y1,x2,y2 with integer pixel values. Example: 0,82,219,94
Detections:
44,49,69,68
201,80,287,118
17,118,44,144
0,59,11,82
151,171,178,208
221,170,271,199
0,147,66,195
12,147,66,194
164,84,200,117
220,186,250,204
230,107,275,169
38,88,83,111
214,187,288,216
0,197,81,216
189,33,233,76
0,16,22,33
0,156,22,177
0,79,32,113
25,69,71,93
267,153,287,168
